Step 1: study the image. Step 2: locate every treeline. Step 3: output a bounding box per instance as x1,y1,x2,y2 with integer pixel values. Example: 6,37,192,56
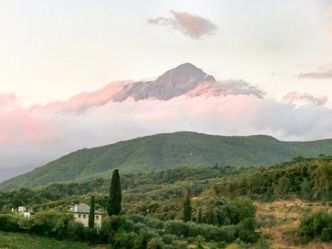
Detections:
0,166,246,210
210,156,332,201
1,156,332,216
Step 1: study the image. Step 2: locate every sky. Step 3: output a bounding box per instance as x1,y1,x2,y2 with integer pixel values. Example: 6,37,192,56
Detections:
0,0,332,181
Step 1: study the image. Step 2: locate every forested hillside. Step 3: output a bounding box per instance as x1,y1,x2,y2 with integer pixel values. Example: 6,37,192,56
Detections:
2,131,332,190
1,156,332,248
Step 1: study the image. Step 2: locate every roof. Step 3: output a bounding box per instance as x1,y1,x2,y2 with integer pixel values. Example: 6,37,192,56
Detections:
68,203,103,215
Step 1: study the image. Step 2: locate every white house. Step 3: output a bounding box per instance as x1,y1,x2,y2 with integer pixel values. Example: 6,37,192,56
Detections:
18,206,26,213
17,206,33,218
68,203,103,228
23,211,32,218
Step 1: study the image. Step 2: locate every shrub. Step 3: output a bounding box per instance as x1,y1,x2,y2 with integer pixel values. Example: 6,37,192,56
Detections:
164,220,189,237
163,245,175,249
28,211,72,239
0,214,20,232
67,221,86,241
236,217,259,243
172,240,188,249
162,234,178,245
133,230,151,249
112,230,137,249
147,237,164,249
298,210,332,243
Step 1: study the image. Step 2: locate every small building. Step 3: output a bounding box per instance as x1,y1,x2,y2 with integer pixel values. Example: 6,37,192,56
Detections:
17,206,33,218
18,206,26,213
68,203,103,228
23,211,32,218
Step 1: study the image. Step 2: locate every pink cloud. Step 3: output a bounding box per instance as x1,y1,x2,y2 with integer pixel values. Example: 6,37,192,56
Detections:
0,94,58,146
30,81,126,114
298,67,332,79
148,10,217,39
0,93,18,109
283,92,328,106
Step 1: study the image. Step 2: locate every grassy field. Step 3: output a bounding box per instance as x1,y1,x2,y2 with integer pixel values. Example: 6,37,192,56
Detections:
256,199,332,249
0,232,92,249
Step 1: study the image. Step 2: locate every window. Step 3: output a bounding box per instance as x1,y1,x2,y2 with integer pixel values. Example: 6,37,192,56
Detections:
83,214,86,219
95,215,99,220
78,214,81,218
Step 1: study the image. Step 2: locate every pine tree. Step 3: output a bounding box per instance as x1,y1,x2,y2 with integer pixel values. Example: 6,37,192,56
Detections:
107,169,122,216
182,188,192,222
88,195,95,228
197,207,202,223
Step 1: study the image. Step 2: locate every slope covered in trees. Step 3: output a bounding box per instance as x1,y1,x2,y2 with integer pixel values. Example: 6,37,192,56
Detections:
2,131,332,190
0,156,332,248
1,156,332,213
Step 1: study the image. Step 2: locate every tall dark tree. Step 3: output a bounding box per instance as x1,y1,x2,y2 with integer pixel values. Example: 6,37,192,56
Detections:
197,207,203,223
88,195,95,228
107,169,122,216
182,188,192,222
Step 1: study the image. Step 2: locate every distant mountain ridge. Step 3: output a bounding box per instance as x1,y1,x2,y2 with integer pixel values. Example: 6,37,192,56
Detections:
2,131,332,190
31,63,263,114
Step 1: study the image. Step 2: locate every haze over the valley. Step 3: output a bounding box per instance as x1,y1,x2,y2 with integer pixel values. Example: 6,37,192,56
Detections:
1,0,332,181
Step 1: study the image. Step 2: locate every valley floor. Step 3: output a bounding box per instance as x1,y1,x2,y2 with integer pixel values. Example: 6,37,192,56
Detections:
256,199,332,249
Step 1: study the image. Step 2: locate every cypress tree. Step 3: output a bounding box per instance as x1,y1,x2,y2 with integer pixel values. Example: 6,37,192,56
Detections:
88,195,95,228
107,169,122,216
182,189,192,222
197,207,202,223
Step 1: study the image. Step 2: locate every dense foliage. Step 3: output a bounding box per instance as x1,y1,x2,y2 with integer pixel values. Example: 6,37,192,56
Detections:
298,210,332,243
0,166,245,211
210,156,332,201
1,156,332,248
0,196,259,247
2,131,332,190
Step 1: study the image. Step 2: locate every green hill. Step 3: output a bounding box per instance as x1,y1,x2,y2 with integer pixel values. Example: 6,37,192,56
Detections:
2,131,332,190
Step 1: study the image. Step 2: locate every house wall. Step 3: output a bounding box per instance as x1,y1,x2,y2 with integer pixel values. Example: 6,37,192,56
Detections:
73,213,103,228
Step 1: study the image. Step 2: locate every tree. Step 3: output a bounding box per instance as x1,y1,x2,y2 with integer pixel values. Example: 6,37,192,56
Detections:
276,176,290,196
88,195,95,228
182,189,192,222
107,169,122,216
197,207,202,223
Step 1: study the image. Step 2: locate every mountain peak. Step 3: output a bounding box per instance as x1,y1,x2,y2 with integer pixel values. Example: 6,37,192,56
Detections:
113,63,217,101
155,63,214,86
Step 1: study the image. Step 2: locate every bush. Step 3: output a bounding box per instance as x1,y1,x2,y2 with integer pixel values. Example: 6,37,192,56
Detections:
298,210,332,243
133,230,152,249
147,237,164,249
172,240,188,249
164,220,189,237
237,217,259,243
28,211,72,239
164,219,237,242
161,234,177,245
0,214,20,232
111,230,138,249
67,221,86,241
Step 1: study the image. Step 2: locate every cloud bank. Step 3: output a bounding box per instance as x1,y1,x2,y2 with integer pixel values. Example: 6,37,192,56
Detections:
1,84,332,181
148,10,217,39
